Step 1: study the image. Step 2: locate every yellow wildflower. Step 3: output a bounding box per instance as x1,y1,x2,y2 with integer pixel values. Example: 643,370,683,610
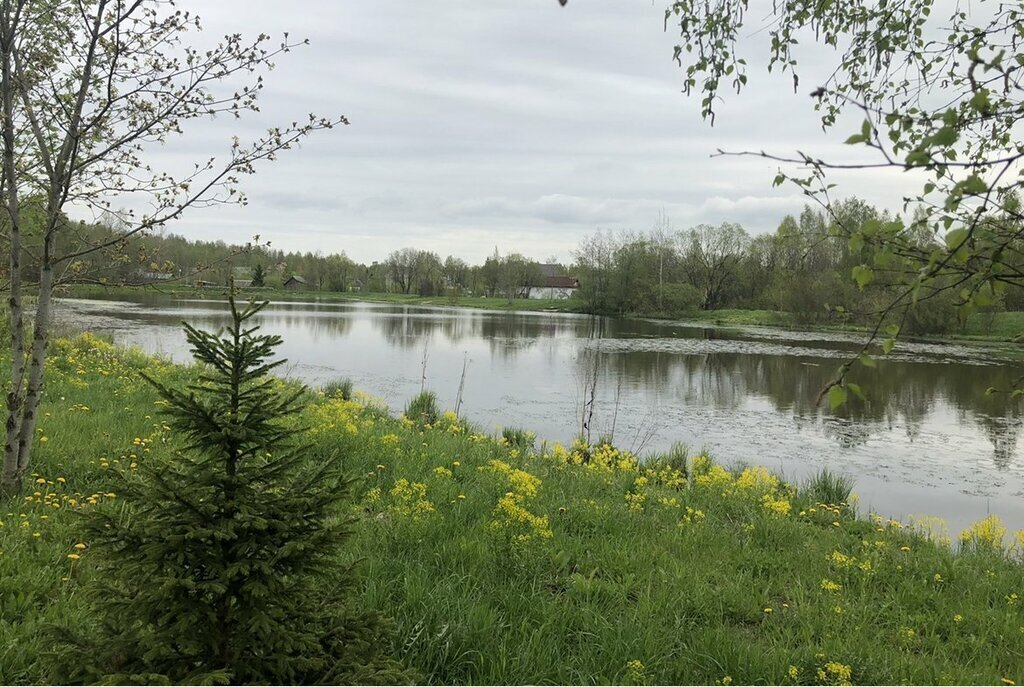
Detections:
820,578,842,593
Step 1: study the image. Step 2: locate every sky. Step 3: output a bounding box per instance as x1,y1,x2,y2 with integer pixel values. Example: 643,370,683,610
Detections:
117,0,924,264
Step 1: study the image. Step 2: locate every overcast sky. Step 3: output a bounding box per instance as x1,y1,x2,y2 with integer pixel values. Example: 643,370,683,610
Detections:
129,1,922,264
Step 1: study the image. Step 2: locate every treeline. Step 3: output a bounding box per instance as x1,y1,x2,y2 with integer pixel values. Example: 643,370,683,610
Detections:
60,196,1024,334
574,198,1024,334
63,220,557,300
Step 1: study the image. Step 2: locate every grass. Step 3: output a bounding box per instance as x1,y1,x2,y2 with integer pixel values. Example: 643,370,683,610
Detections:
3,334,1024,684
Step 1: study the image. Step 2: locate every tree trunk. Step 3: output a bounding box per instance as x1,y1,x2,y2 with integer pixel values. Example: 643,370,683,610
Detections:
1,15,26,494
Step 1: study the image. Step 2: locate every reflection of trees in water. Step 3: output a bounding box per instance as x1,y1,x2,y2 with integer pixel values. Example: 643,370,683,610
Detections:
974,414,1023,470
368,309,601,359
587,344,1023,467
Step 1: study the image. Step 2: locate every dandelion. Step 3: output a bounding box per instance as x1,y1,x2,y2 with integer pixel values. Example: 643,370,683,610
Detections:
1001,679,1015,686
67,553,81,560
721,677,733,686
763,607,773,614
933,573,944,583
452,461,461,468
457,494,466,500
35,478,46,485
74,543,87,550
788,665,799,679
900,545,910,552
954,614,963,623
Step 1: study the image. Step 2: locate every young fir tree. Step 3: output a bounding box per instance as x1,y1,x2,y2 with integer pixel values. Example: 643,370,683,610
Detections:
56,297,410,685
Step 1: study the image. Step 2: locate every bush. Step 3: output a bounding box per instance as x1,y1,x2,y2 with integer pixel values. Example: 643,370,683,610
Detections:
405,390,439,427
323,376,355,401
53,296,410,684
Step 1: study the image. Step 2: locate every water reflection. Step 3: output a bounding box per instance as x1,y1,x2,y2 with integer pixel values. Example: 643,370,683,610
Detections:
53,295,1024,533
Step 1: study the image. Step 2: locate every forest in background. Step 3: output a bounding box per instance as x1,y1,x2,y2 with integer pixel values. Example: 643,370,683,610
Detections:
52,196,1024,337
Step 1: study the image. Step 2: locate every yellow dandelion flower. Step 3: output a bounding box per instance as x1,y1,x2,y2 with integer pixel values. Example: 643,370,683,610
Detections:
74,543,87,550
67,553,80,560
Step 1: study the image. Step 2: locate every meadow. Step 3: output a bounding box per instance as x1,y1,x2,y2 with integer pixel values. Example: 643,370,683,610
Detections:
2,333,1024,684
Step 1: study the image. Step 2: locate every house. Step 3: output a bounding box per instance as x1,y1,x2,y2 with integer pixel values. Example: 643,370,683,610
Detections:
527,264,579,300
282,275,308,290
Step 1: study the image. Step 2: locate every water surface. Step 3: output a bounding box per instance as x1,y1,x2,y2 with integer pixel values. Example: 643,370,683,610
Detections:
55,295,1024,535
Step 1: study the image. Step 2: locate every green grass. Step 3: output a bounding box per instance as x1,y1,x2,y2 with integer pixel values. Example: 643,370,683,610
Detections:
3,335,1024,684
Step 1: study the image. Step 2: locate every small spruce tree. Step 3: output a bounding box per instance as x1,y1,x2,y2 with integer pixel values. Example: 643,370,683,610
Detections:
252,263,266,288
56,296,409,685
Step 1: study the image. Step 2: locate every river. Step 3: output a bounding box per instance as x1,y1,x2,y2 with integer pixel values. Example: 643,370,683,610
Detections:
54,294,1024,536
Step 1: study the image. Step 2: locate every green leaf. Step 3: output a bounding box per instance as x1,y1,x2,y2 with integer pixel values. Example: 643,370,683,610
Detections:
969,88,990,112
847,382,865,401
849,234,865,253
851,264,874,289
859,353,876,368
828,385,848,411
881,338,896,354
931,126,957,146
959,174,987,195
944,227,967,249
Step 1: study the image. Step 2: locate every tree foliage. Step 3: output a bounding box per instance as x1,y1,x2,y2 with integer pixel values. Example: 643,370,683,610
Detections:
665,0,1024,396
0,0,341,492
53,296,410,685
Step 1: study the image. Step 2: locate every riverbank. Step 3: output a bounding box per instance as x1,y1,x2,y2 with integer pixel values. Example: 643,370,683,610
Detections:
64,283,584,314
3,334,1024,684
64,284,1024,349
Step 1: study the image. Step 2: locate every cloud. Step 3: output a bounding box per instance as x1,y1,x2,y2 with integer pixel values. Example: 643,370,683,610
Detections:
66,0,925,264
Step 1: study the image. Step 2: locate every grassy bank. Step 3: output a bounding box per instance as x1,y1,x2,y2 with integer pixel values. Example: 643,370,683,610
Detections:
3,335,1024,684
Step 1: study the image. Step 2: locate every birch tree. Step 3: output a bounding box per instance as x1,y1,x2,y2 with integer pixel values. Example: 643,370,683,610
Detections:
666,0,1024,404
0,0,343,492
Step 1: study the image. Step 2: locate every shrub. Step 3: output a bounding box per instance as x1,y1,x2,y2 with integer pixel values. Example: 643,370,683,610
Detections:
323,376,355,400
405,390,439,427
53,296,410,684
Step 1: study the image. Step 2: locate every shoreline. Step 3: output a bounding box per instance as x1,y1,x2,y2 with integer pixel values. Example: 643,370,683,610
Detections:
64,283,1024,356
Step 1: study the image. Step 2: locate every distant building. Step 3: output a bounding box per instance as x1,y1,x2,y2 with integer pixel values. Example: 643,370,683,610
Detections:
137,271,174,283
283,275,308,290
233,279,253,289
527,265,579,299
